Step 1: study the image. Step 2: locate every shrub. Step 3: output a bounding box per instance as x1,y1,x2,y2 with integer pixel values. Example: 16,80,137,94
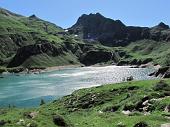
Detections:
40,99,45,106
102,105,120,112
123,103,136,111
153,80,170,91
0,68,6,73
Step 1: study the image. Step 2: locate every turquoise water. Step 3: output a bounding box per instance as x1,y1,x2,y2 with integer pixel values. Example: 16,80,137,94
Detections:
0,66,156,107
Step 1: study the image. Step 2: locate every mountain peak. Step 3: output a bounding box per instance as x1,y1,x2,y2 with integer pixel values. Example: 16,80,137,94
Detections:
74,13,125,27
69,13,126,42
29,14,40,20
157,22,169,29
89,12,103,17
78,13,104,20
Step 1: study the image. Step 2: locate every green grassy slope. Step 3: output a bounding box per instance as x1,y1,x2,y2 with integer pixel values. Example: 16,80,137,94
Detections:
118,39,170,66
1,8,170,68
1,79,170,127
0,8,118,69
0,8,63,66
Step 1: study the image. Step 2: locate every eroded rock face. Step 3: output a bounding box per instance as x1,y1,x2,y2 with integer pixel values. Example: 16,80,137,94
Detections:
7,43,65,68
117,58,153,66
149,67,170,78
7,41,121,68
80,50,113,66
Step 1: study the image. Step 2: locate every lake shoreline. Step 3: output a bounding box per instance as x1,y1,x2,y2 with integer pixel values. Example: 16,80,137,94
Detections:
45,64,83,72
0,65,156,107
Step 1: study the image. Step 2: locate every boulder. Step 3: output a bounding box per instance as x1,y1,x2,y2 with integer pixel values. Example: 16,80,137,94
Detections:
28,112,38,119
165,105,170,112
16,119,25,126
116,122,126,127
161,123,170,127
122,110,132,115
0,120,6,126
134,121,148,127
126,76,134,81
24,111,38,119
53,115,68,127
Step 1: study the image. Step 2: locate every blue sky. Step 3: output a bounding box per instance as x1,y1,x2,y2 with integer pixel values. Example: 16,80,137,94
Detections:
0,0,169,28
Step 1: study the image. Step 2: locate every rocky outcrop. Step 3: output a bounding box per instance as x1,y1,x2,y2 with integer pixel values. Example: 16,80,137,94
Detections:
53,115,68,127
149,67,170,78
68,13,127,46
69,13,170,46
7,41,121,67
80,50,114,66
7,43,65,68
0,120,6,126
117,58,153,66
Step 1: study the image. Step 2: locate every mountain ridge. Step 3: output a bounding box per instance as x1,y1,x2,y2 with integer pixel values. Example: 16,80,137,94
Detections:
69,13,170,46
0,8,170,69
0,8,119,69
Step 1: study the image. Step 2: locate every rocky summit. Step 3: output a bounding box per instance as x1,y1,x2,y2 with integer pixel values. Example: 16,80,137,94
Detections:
69,13,170,46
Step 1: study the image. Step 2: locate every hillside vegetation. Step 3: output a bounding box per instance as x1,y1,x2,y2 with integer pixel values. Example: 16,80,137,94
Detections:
1,8,170,69
0,8,118,69
0,8,170,69
124,40,170,66
1,79,170,127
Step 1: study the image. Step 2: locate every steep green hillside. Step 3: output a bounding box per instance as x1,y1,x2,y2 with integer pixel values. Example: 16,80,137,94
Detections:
1,79,170,127
0,8,118,68
124,40,170,66
0,8,63,66
0,8,170,69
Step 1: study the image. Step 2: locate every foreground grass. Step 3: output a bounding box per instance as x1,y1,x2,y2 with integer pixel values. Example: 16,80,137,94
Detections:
1,79,170,127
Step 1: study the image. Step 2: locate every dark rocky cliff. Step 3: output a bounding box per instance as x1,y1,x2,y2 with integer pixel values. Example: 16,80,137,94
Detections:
69,13,170,46
7,41,120,67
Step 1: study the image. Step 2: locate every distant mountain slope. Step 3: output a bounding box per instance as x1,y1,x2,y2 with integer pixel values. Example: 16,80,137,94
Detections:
0,8,170,68
69,13,170,46
0,8,119,68
0,8,64,66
